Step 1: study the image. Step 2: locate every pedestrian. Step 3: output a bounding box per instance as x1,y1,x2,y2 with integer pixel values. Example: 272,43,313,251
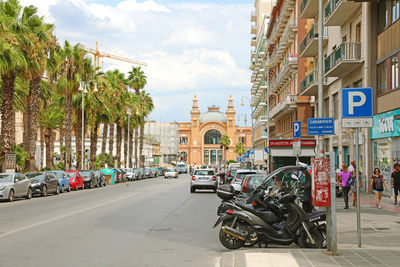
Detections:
369,167,387,209
391,163,400,206
339,164,352,209
349,160,362,207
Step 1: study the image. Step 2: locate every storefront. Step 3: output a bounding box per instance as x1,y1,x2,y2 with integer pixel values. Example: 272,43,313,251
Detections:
371,108,400,194
269,139,316,170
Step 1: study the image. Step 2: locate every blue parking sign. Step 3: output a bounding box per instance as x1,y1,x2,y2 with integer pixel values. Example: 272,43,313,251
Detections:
342,88,373,118
293,121,301,139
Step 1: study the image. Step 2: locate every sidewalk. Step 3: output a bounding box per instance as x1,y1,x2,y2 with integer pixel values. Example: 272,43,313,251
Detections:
218,192,400,267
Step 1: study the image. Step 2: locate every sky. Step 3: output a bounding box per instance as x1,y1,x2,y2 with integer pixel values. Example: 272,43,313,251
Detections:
22,0,254,125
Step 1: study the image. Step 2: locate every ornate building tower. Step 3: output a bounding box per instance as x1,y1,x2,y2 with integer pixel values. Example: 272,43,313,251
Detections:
225,95,236,160
189,95,201,164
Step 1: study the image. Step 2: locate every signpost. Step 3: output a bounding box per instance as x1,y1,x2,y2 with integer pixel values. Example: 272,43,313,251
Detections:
293,121,301,162
342,87,373,248
307,118,335,136
311,158,331,207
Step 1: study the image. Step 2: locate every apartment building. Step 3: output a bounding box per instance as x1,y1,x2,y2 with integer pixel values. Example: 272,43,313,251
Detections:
250,0,274,157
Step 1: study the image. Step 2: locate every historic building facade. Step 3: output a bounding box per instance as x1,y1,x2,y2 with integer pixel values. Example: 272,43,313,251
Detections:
178,95,252,166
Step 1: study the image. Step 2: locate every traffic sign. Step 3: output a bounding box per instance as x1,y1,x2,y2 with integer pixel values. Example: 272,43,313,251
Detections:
293,140,301,156
307,118,335,136
264,147,269,154
249,148,255,154
293,121,301,139
342,118,373,128
342,88,373,118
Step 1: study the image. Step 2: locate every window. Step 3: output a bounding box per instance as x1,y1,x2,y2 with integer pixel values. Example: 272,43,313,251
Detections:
378,0,388,32
193,120,197,126
204,129,221,145
229,120,232,126
356,23,361,43
323,98,329,118
392,0,400,22
391,55,399,90
204,150,209,164
378,61,387,94
333,93,339,119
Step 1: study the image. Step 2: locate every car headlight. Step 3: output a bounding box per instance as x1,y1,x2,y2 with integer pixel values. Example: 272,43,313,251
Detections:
32,182,41,186
0,186,5,191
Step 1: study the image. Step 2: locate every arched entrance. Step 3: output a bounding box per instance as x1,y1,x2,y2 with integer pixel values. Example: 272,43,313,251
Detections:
203,129,223,165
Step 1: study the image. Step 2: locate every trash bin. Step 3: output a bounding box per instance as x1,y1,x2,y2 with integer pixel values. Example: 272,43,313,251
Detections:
102,168,114,185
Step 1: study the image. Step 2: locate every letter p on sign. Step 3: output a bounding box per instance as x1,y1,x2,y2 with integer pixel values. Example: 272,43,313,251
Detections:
342,88,373,118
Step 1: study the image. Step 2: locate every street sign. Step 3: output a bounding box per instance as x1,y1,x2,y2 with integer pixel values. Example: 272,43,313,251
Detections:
293,121,301,139
307,118,335,135
311,158,331,207
342,117,373,128
237,157,241,162
293,140,301,156
264,147,269,154
342,88,373,118
249,148,255,154
254,150,264,164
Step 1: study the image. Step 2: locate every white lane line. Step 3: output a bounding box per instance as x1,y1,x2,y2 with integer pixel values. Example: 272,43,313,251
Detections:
0,191,142,239
245,253,299,267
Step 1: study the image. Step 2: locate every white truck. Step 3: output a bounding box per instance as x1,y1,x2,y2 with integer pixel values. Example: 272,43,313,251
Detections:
177,162,187,174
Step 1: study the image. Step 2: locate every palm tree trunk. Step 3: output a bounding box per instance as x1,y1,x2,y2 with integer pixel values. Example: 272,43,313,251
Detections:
45,128,52,168
0,72,17,171
139,124,144,167
50,130,55,169
101,123,108,167
123,127,128,167
90,124,98,170
134,128,138,168
23,104,30,170
108,124,114,167
64,92,73,170
28,76,42,171
75,111,82,170
40,126,45,169
59,127,64,164
128,128,133,168
116,124,122,167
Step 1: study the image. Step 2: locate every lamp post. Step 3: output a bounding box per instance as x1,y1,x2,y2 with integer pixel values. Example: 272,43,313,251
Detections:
79,80,97,170
127,108,131,168
241,96,252,167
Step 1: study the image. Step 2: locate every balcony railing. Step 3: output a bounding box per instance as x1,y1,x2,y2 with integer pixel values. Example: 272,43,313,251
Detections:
300,70,328,96
300,24,328,57
270,55,297,92
269,94,297,119
324,0,360,26
324,42,361,75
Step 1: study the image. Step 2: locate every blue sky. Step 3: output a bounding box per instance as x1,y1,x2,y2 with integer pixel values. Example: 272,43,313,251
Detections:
22,0,254,125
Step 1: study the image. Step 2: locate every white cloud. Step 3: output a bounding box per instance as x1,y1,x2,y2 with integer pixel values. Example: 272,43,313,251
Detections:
163,26,213,46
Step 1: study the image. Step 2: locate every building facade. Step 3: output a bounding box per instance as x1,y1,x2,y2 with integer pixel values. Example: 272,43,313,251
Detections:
178,95,252,166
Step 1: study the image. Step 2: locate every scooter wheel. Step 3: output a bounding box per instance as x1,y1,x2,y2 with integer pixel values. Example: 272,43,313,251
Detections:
219,228,244,250
298,228,325,248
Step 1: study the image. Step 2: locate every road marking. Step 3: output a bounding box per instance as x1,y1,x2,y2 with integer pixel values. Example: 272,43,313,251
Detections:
0,191,142,239
245,253,299,267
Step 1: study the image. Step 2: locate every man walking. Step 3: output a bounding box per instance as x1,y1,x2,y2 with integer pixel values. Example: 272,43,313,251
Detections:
391,163,400,206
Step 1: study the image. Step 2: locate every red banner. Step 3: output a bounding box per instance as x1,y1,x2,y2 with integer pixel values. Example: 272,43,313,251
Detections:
269,139,316,147
311,158,331,207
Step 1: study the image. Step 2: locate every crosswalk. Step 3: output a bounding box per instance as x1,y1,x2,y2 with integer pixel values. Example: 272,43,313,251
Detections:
244,253,299,267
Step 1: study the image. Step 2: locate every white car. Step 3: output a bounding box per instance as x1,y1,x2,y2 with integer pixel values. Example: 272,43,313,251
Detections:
164,168,178,178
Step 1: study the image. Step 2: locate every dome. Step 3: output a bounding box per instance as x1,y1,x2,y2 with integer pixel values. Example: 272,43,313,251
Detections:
199,111,226,123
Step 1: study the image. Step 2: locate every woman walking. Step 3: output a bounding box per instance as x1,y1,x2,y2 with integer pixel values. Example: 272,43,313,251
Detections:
370,167,387,209
339,164,352,209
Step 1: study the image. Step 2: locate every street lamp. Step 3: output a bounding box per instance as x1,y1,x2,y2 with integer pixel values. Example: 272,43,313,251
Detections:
127,108,131,168
79,80,97,170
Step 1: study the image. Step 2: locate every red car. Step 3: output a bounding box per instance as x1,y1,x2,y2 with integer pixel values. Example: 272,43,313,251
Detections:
66,171,84,190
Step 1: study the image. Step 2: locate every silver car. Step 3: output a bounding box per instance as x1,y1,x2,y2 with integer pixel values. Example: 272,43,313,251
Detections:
0,173,32,202
190,169,218,193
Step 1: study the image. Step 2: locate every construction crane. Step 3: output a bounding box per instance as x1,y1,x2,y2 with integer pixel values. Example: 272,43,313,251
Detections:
79,42,147,69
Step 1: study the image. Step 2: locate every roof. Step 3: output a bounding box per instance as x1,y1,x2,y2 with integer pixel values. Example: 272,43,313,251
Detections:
199,111,226,123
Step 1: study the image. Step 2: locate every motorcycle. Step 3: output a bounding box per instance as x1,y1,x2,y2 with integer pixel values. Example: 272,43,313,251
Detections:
214,186,326,250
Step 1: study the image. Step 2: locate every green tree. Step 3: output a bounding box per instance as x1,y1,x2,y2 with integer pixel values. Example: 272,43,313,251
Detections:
219,134,231,163
234,142,246,156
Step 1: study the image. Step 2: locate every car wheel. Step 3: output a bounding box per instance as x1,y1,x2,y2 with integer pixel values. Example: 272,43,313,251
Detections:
190,187,195,193
8,189,14,202
26,187,32,199
90,181,93,189
55,184,60,195
42,185,47,197
61,185,64,193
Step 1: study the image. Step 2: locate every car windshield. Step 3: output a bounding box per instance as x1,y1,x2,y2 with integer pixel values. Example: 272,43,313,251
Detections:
51,172,63,179
66,172,77,178
80,171,91,177
178,164,185,168
26,173,45,179
236,172,256,180
230,170,237,176
0,174,13,182
195,170,213,175
166,168,175,172
125,168,133,172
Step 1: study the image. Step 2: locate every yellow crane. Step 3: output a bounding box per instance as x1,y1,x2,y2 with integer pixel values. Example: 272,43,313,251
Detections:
80,42,147,69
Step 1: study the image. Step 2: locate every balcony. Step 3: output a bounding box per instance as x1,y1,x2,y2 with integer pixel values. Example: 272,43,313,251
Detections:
324,0,361,26
269,94,297,119
251,10,256,22
300,0,319,19
324,42,362,77
300,24,328,58
251,25,256,34
300,70,328,96
251,102,266,119
251,37,257,47
270,55,297,94
268,0,295,46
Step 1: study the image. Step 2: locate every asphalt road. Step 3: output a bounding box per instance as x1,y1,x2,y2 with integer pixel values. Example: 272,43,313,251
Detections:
0,174,225,267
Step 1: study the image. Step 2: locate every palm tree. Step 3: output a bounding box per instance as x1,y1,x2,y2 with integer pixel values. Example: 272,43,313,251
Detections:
138,91,153,167
127,66,147,167
219,134,231,164
234,142,246,156
0,0,31,169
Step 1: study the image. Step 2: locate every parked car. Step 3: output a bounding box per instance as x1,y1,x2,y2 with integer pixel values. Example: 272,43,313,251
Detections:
190,168,217,193
238,174,267,196
26,172,60,196
66,171,84,190
118,168,127,182
94,170,106,187
144,168,154,179
80,170,97,189
164,167,178,179
0,173,32,202
133,168,143,180
50,170,70,192
151,167,159,177
230,169,266,192
124,168,134,181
